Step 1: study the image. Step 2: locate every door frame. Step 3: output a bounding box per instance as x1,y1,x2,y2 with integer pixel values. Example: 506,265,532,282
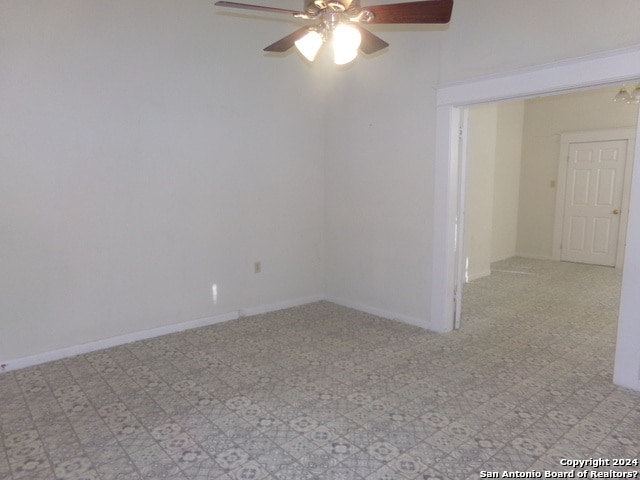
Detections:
432,45,640,391
552,128,636,268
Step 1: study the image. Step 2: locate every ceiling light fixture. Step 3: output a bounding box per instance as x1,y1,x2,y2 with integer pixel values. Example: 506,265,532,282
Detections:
293,8,363,65
614,84,640,105
295,29,324,61
331,23,362,65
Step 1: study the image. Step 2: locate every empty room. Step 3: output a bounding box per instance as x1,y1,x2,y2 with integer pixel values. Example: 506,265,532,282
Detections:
2,1,640,479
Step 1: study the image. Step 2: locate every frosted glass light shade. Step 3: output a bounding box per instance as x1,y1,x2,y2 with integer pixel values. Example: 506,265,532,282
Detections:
630,85,640,104
295,30,324,62
613,87,631,103
333,24,361,65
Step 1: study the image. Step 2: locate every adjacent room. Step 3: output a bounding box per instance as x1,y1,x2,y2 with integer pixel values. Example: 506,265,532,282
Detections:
464,87,638,283
2,1,640,479
460,86,638,362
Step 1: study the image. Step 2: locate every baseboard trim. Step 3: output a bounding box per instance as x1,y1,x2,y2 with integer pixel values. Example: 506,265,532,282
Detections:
0,294,325,374
326,295,429,330
238,294,326,318
514,252,553,261
467,270,491,282
613,375,640,393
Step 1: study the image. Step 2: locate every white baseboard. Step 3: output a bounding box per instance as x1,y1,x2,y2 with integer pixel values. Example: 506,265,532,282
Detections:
613,376,640,392
238,294,326,318
467,270,492,282
0,294,325,374
514,252,553,261
326,295,429,330
490,253,517,264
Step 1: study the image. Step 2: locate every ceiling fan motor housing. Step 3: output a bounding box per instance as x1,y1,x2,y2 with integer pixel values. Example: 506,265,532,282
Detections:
307,0,360,14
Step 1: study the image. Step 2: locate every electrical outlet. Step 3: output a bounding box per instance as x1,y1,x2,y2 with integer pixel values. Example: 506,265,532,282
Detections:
254,261,261,274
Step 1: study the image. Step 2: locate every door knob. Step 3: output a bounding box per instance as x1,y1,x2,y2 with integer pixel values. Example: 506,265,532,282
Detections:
613,209,620,215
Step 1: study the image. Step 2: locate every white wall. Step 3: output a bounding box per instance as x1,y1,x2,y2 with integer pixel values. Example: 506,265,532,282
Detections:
492,102,525,263
517,88,639,259
464,105,497,280
0,0,327,363
324,30,441,326
439,0,640,84
463,101,524,280
615,122,640,390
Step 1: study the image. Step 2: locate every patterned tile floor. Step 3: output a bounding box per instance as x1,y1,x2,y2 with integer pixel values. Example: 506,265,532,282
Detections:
1,258,639,480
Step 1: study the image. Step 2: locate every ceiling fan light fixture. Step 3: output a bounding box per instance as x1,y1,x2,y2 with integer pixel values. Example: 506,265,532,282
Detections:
613,87,631,103
295,29,324,61
332,23,361,65
215,0,455,64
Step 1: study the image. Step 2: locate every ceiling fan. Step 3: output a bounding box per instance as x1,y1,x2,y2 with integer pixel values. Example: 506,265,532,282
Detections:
214,0,453,65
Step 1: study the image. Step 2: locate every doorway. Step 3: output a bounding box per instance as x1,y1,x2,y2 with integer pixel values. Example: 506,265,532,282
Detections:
432,46,640,390
463,90,637,284
458,90,637,376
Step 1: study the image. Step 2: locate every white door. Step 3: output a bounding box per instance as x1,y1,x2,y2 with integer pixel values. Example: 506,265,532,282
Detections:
561,139,628,266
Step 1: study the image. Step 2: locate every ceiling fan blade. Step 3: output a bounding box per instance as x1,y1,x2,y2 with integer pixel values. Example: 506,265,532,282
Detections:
264,27,310,52
364,0,453,24
355,25,389,54
214,1,305,16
